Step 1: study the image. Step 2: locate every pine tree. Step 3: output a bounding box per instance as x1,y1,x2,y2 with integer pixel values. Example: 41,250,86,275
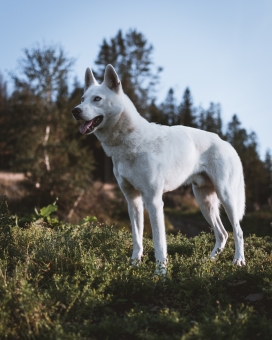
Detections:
263,150,272,207
226,114,248,155
226,115,264,209
148,100,165,125
94,29,162,118
0,72,7,112
178,88,197,127
92,29,163,182
160,88,177,126
244,132,264,207
198,103,223,137
0,72,9,169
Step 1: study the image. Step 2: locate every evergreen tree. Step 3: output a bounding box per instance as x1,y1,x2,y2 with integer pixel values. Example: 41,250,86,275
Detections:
226,115,264,209
0,72,7,112
263,150,272,207
160,88,177,126
6,45,94,217
226,114,248,155
0,72,9,169
244,132,264,206
178,88,197,127
93,29,163,182
2,35,270,212
148,99,165,125
198,103,223,137
94,29,162,118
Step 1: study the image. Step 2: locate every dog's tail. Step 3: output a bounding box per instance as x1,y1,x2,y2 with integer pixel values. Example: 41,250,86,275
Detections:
237,161,246,221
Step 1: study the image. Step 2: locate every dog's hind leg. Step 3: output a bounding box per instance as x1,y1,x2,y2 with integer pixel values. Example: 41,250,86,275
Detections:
216,189,245,266
192,178,228,259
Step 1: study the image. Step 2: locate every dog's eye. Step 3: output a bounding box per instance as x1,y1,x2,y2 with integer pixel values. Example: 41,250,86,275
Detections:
81,97,84,103
94,96,102,102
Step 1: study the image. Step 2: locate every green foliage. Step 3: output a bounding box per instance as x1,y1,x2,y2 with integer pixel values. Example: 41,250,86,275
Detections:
178,87,198,128
0,72,7,113
31,201,61,228
1,30,272,216
37,202,58,218
160,88,177,126
0,203,272,338
198,102,223,137
11,43,75,102
0,195,14,258
1,44,94,217
79,215,97,224
148,99,165,125
263,150,272,204
226,115,270,208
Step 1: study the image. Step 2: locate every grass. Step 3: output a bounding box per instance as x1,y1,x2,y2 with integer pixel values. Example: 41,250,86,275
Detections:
0,197,272,339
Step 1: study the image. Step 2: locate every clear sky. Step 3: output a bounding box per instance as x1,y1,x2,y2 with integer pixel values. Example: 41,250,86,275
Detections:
0,0,271,158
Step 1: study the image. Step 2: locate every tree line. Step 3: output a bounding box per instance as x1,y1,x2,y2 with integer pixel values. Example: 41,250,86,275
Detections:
0,29,271,217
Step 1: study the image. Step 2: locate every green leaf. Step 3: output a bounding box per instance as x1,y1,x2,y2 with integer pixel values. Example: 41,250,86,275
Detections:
39,204,58,217
80,215,97,224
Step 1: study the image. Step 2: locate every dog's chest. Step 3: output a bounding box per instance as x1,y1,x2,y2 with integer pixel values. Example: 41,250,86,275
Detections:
112,151,157,189
113,153,142,178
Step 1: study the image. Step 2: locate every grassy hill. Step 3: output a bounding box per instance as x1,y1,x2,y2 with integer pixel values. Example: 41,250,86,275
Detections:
0,196,272,339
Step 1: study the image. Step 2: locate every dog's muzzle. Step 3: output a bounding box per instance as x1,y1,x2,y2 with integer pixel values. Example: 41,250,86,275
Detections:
72,107,82,121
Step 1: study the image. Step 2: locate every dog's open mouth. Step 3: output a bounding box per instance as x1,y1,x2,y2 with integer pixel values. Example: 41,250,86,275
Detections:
79,115,104,135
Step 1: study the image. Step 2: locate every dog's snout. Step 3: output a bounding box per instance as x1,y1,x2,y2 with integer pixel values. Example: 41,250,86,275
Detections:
72,107,82,120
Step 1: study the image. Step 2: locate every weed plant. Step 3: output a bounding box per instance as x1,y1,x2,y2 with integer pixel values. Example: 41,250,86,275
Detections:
0,196,272,339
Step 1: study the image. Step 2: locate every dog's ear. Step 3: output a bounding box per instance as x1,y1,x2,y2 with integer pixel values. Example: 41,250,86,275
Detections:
104,64,121,92
84,68,98,92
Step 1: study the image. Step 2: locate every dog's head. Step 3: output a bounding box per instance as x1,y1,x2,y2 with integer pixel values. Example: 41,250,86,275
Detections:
72,64,124,135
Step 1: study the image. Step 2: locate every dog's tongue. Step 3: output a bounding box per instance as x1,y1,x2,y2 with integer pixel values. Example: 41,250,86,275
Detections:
79,120,94,134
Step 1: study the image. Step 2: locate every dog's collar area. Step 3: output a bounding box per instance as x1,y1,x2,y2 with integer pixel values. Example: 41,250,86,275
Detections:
79,115,104,134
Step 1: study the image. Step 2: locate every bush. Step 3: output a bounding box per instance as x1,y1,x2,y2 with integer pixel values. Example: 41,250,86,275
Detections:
0,200,272,339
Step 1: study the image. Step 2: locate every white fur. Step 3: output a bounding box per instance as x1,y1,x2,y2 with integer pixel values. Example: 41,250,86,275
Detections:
73,65,246,273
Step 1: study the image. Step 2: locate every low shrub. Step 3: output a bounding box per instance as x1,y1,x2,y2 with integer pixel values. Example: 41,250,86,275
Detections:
0,197,272,339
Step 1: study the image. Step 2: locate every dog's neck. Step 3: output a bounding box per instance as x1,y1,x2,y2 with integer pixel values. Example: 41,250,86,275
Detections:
95,93,147,156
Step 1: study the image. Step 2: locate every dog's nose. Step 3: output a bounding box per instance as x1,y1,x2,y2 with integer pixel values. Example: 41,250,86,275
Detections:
72,107,82,120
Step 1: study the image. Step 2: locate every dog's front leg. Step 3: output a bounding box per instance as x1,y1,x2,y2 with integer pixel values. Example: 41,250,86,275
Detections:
126,194,144,264
144,195,167,275
119,180,144,264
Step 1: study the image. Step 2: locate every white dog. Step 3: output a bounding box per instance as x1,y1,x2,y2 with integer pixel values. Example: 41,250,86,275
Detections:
72,64,246,273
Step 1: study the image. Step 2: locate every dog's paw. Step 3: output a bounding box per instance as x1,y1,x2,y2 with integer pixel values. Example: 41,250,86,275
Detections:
131,257,142,266
210,247,223,259
154,266,167,276
232,258,246,266
154,260,167,276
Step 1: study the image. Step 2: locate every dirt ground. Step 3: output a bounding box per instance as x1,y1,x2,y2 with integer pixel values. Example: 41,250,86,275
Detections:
1,172,271,238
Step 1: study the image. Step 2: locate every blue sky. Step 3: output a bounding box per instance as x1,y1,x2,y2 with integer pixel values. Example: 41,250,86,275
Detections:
0,0,271,158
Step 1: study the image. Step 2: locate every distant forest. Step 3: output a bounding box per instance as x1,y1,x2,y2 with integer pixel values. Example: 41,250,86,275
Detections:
0,29,271,216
